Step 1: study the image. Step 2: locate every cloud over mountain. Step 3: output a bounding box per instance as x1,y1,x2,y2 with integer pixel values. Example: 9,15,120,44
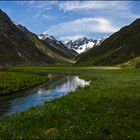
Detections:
44,17,119,40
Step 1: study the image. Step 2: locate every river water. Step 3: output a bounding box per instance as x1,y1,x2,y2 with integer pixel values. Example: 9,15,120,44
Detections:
0,75,90,118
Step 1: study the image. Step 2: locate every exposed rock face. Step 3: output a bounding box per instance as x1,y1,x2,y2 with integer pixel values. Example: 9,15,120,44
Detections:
64,37,107,54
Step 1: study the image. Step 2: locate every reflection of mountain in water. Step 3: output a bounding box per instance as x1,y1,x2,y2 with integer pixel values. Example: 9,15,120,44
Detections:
37,76,90,96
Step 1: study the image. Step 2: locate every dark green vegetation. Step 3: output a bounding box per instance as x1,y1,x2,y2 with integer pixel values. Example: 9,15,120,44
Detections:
77,19,140,67
0,9,76,65
0,71,47,95
0,67,140,139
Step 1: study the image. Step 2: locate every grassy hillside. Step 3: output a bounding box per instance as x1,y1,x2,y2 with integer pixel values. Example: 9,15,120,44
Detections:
77,19,140,67
0,67,140,139
31,36,75,64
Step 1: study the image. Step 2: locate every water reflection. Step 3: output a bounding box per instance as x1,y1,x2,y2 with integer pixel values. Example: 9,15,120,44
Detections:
0,76,90,117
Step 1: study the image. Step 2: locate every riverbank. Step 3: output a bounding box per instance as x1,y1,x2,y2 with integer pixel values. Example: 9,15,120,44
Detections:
0,72,48,95
0,67,140,139
0,75,89,118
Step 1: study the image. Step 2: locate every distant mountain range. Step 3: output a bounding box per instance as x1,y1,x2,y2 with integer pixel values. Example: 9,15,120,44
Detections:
38,34,78,60
64,36,109,54
38,34,108,54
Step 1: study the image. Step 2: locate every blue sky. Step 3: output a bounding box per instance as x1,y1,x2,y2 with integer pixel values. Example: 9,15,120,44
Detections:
0,1,140,40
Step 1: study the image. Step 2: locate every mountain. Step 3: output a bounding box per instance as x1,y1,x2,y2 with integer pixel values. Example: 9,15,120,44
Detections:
64,37,107,54
0,9,57,65
38,34,78,63
0,9,75,66
76,19,140,67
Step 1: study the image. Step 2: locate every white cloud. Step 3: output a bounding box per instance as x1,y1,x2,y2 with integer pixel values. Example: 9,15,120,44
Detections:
18,1,131,13
16,1,139,40
44,17,119,40
58,1,131,12
16,1,35,5
17,1,57,20
34,9,54,20
59,35,85,41
17,1,57,7
33,1,57,9
42,14,54,20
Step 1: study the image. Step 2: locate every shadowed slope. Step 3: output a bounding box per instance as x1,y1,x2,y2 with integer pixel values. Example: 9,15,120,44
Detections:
77,19,140,67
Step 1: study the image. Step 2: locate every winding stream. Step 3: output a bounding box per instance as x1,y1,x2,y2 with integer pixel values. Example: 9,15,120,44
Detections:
0,75,90,118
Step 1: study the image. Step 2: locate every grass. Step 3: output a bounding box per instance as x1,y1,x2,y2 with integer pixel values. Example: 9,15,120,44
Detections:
0,67,140,139
119,56,140,68
2,65,121,75
0,72,48,95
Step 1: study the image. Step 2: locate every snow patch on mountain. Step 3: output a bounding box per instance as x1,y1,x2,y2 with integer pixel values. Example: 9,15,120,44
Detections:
12,21,18,26
64,36,109,54
74,41,95,54
38,34,56,41
38,33,109,55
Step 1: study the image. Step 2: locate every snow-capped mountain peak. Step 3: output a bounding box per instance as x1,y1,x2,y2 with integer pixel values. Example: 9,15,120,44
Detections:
63,36,109,54
12,21,18,26
38,33,109,54
64,37,99,54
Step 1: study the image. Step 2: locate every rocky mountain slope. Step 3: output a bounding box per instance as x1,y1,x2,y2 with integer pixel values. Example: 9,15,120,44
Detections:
38,34,78,62
0,9,56,65
77,19,140,67
0,9,76,65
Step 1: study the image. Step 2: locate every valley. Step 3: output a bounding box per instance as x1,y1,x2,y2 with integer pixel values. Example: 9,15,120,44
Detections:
0,4,140,140
0,9,140,67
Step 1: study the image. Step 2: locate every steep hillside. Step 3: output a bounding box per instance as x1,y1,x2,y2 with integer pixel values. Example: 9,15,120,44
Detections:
38,34,78,63
0,9,56,65
0,9,75,65
77,19,140,67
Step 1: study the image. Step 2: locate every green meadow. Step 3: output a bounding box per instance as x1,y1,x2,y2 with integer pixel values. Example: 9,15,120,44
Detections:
0,71,48,95
0,66,140,139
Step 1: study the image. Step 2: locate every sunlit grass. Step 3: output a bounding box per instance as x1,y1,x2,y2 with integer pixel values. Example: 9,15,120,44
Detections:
0,72,48,95
1,66,122,75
